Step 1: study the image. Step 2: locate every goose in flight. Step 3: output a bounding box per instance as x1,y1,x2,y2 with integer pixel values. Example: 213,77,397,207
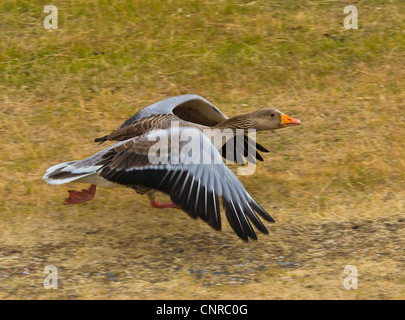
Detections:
43,94,300,240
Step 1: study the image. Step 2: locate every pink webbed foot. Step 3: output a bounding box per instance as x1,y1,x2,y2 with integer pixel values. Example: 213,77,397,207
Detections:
150,200,180,209
64,184,97,205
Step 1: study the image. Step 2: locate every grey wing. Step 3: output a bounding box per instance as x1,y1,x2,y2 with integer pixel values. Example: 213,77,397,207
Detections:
118,94,269,164
98,127,274,241
120,94,228,128
221,134,270,165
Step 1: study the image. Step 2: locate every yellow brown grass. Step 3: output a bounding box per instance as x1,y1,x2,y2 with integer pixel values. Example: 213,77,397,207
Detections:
0,0,404,299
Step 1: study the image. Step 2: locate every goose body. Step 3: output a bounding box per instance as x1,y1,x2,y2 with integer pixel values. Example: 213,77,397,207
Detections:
44,95,300,240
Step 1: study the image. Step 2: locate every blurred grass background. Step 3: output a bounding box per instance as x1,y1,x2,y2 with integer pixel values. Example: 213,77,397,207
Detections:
0,0,404,299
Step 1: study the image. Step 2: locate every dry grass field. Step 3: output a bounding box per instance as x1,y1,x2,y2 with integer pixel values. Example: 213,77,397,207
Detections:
0,0,404,299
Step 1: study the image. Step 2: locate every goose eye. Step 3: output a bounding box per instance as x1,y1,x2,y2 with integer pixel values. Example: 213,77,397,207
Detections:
271,113,276,118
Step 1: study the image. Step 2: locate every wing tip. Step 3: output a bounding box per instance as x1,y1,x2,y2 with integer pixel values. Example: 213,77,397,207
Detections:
94,136,108,144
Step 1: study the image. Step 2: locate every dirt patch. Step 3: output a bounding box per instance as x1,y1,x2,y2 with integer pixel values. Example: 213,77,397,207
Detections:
1,214,403,299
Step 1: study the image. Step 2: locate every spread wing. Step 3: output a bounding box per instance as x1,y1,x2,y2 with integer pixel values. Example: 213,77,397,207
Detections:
97,127,274,241
94,114,177,144
120,94,227,128
95,94,269,164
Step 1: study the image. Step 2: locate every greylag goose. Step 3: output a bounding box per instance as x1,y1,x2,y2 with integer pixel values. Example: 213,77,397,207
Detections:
44,94,300,240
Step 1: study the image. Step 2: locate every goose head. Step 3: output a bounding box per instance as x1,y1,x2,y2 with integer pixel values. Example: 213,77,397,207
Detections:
248,108,301,131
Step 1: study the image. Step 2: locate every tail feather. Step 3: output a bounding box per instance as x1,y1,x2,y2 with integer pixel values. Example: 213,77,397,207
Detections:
43,161,99,185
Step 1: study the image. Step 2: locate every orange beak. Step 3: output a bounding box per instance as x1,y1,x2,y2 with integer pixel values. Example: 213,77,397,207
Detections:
280,113,301,127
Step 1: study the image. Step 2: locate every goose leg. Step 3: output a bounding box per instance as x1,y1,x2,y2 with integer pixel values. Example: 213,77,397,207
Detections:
150,200,180,209
64,184,97,205
147,191,180,209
